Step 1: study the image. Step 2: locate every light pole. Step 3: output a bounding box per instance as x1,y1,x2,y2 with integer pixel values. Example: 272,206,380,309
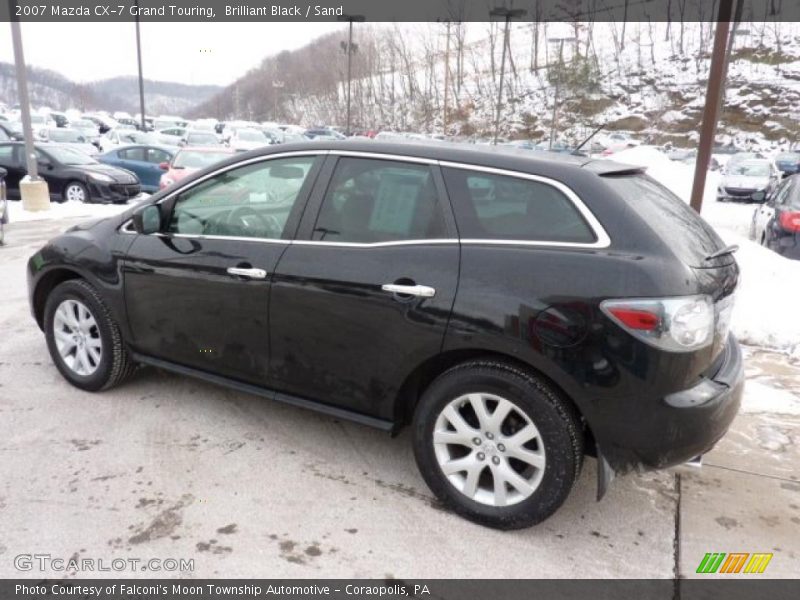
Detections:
10,16,49,210
547,36,576,150
338,14,364,136
134,0,146,130
490,6,526,145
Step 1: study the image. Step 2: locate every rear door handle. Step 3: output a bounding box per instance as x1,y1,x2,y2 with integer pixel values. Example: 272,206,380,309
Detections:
381,283,436,298
227,267,268,279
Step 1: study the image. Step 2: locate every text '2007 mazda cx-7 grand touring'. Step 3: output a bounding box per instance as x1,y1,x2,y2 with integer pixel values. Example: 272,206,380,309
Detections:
27,141,743,529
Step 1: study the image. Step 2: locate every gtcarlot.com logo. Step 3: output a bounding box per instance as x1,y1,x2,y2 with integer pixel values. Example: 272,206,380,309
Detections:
15,553,195,572
696,552,773,574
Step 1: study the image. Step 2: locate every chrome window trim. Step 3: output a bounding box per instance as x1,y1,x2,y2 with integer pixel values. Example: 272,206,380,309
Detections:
293,239,457,248
438,161,611,249
120,149,612,249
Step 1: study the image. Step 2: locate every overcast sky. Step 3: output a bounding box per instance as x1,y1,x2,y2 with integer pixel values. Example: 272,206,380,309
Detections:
0,22,342,86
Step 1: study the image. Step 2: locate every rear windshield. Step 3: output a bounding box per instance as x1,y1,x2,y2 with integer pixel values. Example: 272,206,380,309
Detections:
603,174,729,267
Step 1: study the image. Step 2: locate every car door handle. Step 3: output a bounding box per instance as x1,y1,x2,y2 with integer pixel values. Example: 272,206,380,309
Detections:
381,283,436,298
227,267,267,279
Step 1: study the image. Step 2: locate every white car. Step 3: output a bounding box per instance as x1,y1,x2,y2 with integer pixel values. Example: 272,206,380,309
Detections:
226,128,271,152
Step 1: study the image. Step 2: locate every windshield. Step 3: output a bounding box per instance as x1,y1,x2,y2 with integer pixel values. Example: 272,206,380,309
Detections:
45,146,98,165
729,163,770,177
173,150,230,169
776,153,800,162
236,129,263,142
48,129,84,143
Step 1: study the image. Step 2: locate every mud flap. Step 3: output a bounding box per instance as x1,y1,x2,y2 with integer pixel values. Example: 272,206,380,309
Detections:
596,447,616,501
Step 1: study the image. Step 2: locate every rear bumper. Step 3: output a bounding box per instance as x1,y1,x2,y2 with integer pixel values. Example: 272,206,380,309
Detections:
601,334,744,474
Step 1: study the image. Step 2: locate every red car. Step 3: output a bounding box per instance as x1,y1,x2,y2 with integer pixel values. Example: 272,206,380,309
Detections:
159,147,234,190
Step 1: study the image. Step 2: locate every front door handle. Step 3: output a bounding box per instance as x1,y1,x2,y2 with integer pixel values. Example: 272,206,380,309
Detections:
227,267,267,279
381,283,436,298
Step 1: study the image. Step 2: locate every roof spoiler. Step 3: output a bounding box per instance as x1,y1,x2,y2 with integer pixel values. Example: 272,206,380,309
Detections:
582,160,647,176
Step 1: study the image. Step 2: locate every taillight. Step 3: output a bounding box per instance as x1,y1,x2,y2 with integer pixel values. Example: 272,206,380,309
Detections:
600,295,715,352
779,211,800,233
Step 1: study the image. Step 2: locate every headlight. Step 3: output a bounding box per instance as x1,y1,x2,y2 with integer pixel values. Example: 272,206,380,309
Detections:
90,173,114,183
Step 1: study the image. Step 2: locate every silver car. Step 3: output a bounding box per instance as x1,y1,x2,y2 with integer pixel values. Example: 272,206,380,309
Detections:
717,159,779,203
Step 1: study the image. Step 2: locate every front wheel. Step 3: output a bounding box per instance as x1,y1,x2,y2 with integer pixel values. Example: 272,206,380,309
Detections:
63,181,89,203
412,361,584,529
44,279,135,391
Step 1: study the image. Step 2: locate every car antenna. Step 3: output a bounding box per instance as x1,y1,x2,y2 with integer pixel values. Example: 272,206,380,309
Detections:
572,123,605,155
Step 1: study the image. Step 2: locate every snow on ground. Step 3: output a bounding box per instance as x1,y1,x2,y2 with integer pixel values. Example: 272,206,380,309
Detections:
613,146,800,357
6,198,133,223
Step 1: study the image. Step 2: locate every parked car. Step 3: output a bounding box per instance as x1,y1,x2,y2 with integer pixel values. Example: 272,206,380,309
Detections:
180,131,221,147
98,145,175,193
26,141,743,529
159,146,234,189
305,127,346,140
0,121,23,141
156,127,187,144
71,119,100,144
226,128,270,152
774,152,800,178
0,142,140,204
717,159,779,202
43,128,99,156
750,174,800,259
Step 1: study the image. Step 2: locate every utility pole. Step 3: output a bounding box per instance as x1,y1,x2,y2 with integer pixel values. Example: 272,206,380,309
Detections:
134,0,146,131
689,0,734,214
490,6,527,145
10,15,49,210
547,36,576,150
442,21,452,137
338,14,364,136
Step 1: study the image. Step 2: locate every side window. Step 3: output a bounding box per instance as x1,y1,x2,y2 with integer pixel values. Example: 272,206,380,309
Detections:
119,147,146,161
442,167,597,244
0,145,14,162
147,148,171,164
167,155,317,240
312,158,446,243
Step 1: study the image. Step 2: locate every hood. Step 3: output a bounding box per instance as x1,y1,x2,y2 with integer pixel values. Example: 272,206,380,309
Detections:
79,163,139,184
722,174,768,189
63,142,98,155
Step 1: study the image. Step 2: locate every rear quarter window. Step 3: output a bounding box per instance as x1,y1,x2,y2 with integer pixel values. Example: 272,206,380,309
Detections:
603,174,727,266
442,167,597,244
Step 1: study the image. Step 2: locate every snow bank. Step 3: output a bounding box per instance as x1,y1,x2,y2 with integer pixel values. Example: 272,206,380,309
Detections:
6,198,135,223
610,147,800,357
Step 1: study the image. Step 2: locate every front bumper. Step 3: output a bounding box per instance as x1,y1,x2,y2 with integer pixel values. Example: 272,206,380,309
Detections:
717,188,766,202
600,334,744,474
86,181,141,204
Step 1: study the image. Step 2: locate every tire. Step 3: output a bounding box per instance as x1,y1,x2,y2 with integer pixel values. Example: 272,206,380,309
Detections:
716,196,725,202
44,279,135,392
63,181,89,203
412,360,584,529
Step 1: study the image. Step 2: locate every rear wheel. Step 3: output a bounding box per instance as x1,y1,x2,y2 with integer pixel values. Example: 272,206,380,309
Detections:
64,181,89,203
413,361,583,529
44,279,135,391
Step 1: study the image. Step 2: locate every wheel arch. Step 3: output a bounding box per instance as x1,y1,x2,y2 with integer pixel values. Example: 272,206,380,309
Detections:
32,267,84,330
393,348,596,455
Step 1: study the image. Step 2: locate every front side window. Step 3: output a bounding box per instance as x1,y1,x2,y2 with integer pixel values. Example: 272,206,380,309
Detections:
147,148,171,164
312,158,446,243
167,155,317,240
442,168,596,243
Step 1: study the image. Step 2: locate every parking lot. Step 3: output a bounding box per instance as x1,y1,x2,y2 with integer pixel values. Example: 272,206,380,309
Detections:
0,215,798,579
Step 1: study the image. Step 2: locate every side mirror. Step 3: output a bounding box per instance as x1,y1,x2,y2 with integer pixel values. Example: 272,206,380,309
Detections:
132,204,162,234
38,159,52,170
158,161,169,170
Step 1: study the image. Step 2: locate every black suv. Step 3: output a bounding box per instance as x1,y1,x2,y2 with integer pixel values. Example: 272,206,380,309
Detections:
27,141,743,529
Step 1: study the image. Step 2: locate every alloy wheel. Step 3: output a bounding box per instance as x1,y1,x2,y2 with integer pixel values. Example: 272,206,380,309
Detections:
65,184,86,203
433,393,546,507
53,299,102,376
